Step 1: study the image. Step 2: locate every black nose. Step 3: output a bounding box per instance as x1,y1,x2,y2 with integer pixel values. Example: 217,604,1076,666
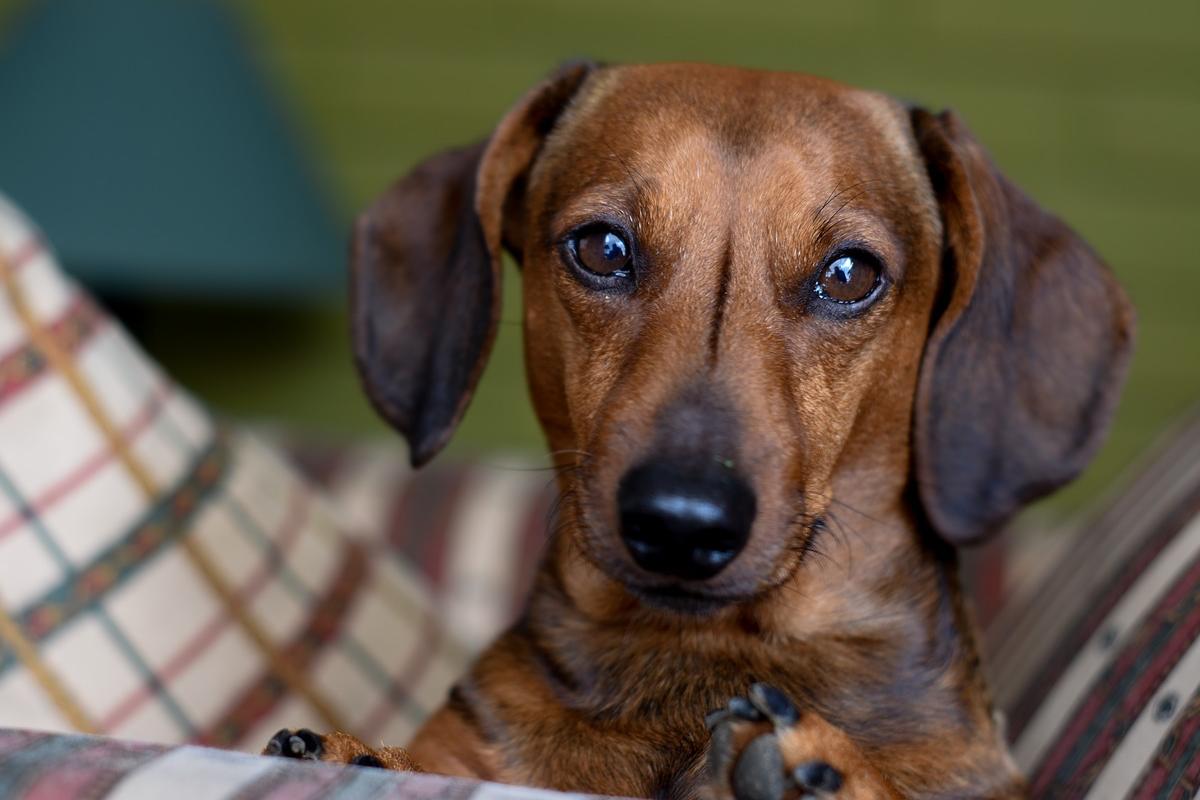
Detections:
617,461,756,581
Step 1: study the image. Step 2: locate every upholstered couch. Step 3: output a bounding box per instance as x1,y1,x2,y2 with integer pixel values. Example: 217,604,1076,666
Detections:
2,194,1198,798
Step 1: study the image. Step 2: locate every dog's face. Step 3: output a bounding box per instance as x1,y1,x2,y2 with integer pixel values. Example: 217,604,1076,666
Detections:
518,67,943,607
352,63,1132,613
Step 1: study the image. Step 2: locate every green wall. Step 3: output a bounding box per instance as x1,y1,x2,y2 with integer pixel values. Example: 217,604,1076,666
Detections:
3,0,1198,516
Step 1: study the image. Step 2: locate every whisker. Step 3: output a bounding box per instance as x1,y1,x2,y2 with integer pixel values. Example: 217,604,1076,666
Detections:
604,146,654,200
824,511,859,574
812,179,887,243
481,462,569,473
477,448,591,474
545,449,593,460
826,497,888,526
800,490,889,528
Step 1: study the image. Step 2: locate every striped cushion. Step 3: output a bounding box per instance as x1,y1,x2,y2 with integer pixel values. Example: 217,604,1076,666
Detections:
0,728,611,799
987,410,1200,797
284,438,554,653
0,194,468,751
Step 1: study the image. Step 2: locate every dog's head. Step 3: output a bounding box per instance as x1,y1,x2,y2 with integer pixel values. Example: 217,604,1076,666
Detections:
353,63,1133,613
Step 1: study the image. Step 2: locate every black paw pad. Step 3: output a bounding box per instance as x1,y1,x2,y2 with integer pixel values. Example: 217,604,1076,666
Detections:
731,734,786,800
794,760,843,793
266,728,324,761
350,753,384,768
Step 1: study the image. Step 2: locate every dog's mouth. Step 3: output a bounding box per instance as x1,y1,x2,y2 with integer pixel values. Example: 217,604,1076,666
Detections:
626,584,751,616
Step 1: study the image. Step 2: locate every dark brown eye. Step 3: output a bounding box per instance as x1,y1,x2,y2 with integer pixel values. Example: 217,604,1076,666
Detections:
815,252,882,305
571,226,632,278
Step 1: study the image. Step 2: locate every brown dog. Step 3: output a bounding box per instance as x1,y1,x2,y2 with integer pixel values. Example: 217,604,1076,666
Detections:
265,63,1133,798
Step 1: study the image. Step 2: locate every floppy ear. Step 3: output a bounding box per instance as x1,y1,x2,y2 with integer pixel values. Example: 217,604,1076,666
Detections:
911,108,1135,544
351,62,595,466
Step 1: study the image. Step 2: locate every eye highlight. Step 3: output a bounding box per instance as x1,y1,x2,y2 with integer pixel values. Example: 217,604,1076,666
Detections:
564,223,636,289
813,250,884,307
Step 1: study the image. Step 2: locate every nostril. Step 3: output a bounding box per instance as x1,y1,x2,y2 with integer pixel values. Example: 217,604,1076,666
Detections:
620,513,662,555
693,527,744,559
691,546,736,573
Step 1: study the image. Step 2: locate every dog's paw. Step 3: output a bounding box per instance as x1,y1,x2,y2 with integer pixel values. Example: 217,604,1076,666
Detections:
262,729,412,770
264,728,327,762
704,684,892,800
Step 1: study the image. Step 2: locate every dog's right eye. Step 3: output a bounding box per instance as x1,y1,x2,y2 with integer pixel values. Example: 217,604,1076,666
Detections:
565,224,634,286
810,248,886,313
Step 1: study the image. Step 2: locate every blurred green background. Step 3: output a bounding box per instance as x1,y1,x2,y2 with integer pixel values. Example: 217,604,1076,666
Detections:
1,0,1197,518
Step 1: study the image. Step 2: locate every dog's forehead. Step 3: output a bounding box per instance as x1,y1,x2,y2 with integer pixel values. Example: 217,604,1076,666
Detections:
533,63,927,231
550,63,915,171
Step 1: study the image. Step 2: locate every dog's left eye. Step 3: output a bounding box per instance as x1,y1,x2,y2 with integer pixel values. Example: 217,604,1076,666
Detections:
567,225,633,281
814,252,883,305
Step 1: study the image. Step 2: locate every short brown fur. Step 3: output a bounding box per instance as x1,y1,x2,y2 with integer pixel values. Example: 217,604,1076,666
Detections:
270,63,1133,799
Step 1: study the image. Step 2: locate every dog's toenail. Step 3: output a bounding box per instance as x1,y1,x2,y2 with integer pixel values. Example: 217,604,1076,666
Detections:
707,721,736,778
729,696,764,720
265,730,287,755
794,761,842,793
748,684,798,726
705,709,732,730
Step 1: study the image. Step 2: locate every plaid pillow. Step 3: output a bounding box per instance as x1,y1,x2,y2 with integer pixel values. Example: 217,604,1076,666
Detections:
0,728,609,799
986,409,1200,797
284,438,555,653
0,194,468,752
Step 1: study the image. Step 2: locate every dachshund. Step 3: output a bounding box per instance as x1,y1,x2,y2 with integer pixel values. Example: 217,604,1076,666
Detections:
265,62,1134,799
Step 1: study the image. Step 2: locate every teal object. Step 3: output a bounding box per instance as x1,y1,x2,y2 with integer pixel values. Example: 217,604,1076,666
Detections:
0,0,343,298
